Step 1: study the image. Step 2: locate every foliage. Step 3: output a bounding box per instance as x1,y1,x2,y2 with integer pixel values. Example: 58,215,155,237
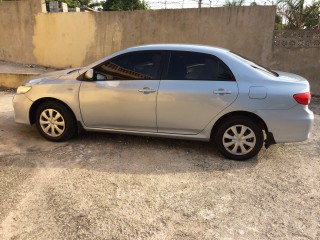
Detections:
102,0,148,11
89,1,103,10
277,0,320,29
304,5,320,28
223,0,245,7
45,0,91,8
250,1,258,6
274,14,282,30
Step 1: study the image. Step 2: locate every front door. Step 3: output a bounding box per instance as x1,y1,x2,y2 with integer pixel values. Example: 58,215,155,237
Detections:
79,51,163,132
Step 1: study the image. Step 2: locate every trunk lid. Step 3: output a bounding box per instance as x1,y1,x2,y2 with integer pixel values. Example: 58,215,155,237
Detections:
274,71,309,83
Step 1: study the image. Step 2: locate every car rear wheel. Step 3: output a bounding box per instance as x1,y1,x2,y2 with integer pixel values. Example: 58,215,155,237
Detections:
214,117,264,160
35,101,76,142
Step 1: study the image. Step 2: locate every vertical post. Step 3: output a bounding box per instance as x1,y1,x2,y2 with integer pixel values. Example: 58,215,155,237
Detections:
318,6,320,29
198,0,202,9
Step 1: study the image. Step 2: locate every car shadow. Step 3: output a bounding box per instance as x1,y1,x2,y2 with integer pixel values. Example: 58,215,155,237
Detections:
0,119,260,174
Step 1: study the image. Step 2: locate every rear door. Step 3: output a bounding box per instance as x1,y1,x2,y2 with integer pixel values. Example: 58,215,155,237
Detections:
157,51,238,135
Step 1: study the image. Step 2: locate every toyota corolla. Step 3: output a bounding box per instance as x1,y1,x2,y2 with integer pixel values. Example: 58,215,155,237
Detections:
13,44,314,160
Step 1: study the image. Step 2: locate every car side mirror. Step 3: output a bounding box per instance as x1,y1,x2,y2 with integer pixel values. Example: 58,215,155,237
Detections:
85,69,94,80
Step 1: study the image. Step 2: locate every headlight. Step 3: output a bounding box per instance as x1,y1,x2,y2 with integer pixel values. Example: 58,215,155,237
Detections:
16,86,32,94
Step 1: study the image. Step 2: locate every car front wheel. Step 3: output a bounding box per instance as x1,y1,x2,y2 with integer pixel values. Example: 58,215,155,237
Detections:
35,101,76,142
214,117,264,160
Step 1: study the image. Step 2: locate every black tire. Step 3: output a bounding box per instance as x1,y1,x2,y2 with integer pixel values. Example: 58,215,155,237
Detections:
35,101,76,142
214,116,264,161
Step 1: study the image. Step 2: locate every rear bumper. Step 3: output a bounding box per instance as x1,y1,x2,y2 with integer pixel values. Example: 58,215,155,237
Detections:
12,94,33,125
255,105,314,143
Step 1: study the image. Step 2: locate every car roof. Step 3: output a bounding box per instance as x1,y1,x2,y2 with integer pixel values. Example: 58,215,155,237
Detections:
85,44,231,71
124,44,229,54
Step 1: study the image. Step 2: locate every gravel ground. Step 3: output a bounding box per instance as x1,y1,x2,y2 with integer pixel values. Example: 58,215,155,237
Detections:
0,91,319,240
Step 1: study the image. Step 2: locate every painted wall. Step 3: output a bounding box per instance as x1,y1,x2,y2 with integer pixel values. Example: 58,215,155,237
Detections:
33,13,97,68
31,6,276,69
0,73,38,88
270,47,320,95
0,0,42,64
0,2,276,68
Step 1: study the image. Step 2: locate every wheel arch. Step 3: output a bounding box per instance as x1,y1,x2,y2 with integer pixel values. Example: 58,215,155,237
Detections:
210,111,269,140
29,97,77,126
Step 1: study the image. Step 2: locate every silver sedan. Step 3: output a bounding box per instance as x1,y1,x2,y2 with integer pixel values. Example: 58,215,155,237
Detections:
13,44,314,160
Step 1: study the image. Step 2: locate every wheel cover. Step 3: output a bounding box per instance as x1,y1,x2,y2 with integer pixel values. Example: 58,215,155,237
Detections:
222,125,256,156
39,109,65,137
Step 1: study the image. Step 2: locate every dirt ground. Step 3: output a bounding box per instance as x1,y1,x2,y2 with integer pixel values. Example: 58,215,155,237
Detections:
0,91,319,240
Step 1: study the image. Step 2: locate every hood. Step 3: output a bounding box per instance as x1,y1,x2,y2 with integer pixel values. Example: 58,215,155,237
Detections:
25,68,83,85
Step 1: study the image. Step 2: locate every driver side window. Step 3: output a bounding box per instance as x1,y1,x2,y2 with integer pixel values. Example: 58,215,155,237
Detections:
94,51,163,81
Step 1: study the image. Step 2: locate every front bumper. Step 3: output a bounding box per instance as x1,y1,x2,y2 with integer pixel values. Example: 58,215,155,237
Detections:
12,94,33,125
256,105,314,143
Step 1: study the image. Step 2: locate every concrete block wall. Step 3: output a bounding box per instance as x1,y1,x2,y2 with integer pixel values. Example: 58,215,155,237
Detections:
48,1,59,12
68,7,80,12
48,1,68,12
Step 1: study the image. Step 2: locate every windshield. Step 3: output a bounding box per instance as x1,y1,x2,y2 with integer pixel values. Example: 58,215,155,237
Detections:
230,52,279,77
67,68,82,74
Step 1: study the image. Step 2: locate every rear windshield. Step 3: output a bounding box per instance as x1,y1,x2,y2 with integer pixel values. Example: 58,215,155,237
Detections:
230,52,279,77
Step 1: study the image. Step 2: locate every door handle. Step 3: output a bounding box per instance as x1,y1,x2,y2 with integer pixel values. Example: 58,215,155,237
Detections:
138,87,156,94
213,89,232,95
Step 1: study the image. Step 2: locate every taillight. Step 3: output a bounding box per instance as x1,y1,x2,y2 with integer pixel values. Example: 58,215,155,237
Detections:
293,92,311,105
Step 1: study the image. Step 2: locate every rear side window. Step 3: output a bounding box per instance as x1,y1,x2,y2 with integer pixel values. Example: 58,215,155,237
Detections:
94,51,163,80
167,51,234,81
230,52,279,77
